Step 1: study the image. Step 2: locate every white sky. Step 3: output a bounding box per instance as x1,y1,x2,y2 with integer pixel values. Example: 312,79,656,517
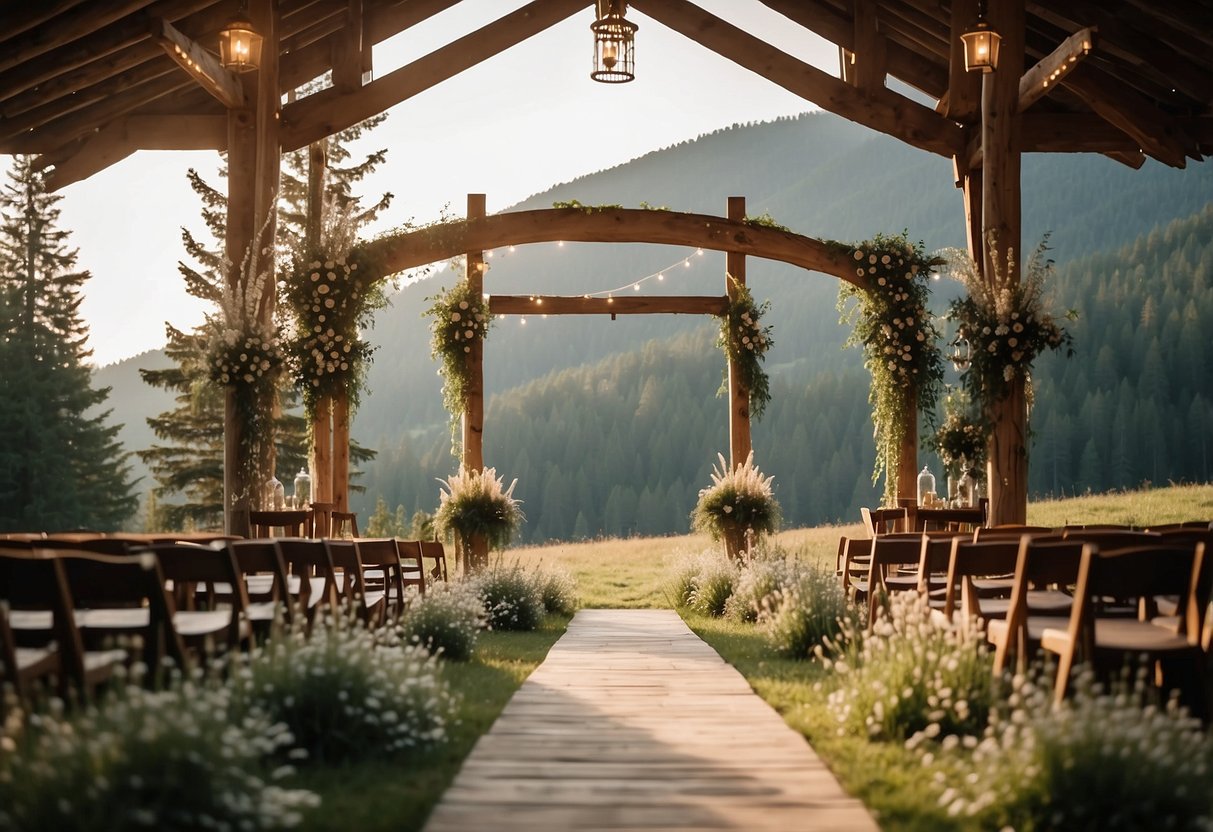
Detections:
8,1,839,366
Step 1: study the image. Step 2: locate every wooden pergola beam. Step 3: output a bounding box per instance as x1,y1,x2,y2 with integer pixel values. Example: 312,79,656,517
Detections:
490,295,729,316
150,17,246,109
281,0,589,153
364,207,860,287
631,0,963,159
45,114,226,190
1018,26,1096,113
0,0,158,74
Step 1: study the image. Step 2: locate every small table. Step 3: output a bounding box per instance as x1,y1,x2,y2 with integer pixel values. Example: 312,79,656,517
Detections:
913,505,986,532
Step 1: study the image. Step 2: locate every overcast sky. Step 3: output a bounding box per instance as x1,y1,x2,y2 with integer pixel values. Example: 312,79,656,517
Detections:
7,1,838,366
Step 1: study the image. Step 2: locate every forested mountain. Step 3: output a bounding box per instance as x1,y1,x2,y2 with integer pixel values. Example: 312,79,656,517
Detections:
107,111,1213,536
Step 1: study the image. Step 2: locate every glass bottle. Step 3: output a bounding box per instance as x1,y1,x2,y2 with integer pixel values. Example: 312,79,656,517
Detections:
264,475,284,510
293,467,311,508
916,466,936,505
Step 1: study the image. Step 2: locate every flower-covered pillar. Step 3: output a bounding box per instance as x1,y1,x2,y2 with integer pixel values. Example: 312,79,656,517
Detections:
222,0,279,536
726,196,752,470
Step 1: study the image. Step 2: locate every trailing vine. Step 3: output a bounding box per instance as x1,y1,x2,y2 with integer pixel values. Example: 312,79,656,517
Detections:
718,276,773,419
837,232,945,502
425,274,493,450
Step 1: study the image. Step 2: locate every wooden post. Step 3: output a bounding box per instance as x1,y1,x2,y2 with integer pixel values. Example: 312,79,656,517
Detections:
726,196,751,469
462,193,486,474
332,392,350,513
896,391,918,505
224,105,255,536
981,0,1026,525
312,395,332,505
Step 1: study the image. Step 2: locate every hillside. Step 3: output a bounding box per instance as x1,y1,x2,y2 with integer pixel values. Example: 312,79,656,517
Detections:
101,111,1213,534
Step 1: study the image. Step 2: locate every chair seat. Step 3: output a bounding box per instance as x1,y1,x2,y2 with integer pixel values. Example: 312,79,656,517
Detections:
979,590,1074,620
971,577,1015,596
16,645,57,675
1043,619,1197,655
987,615,1071,647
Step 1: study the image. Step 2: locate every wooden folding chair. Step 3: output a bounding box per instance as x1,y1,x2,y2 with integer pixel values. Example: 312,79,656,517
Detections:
142,543,253,656
326,540,385,625
332,511,359,539
1042,543,1211,713
355,538,409,621
394,540,428,598
988,538,1086,675
225,539,294,631
865,535,926,624
1061,528,1161,552
50,549,188,675
275,539,340,623
249,510,311,538
419,540,449,583
860,506,907,538
838,537,873,601
941,539,1026,628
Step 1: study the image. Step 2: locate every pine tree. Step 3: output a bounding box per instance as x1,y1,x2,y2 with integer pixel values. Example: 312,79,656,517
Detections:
0,156,137,532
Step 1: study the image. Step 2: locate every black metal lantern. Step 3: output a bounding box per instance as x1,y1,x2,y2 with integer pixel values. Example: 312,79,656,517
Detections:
960,12,1001,73
219,4,263,73
591,0,637,83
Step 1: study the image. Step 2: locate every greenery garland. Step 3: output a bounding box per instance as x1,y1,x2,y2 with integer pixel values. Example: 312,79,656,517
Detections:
932,389,987,478
837,232,945,502
944,237,1075,413
718,277,773,419
425,275,493,449
281,202,391,417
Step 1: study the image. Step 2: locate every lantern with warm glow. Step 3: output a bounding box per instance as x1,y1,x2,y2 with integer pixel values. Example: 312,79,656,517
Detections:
219,14,263,72
591,0,637,83
960,20,1001,73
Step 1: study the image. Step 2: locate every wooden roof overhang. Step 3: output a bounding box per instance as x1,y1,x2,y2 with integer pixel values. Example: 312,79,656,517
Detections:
1,1,1211,191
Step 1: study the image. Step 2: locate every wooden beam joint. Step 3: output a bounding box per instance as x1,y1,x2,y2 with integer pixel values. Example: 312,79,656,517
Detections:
150,17,246,109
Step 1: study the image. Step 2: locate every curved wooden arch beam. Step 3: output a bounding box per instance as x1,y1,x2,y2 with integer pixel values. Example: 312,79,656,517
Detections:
363,207,865,289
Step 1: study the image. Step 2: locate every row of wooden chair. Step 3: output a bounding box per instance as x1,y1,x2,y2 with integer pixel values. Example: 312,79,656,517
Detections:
0,536,450,706
837,522,1213,714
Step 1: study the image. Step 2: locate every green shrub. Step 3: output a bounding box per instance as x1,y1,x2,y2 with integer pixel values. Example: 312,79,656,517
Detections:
725,550,803,622
399,581,487,661
536,567,578,615
475,566,545,631
761,562,858,657
826,592,996,741
668,551,709,607
687,555,739,617
931,668,1213,829
231,618,452,764
0,675,316,831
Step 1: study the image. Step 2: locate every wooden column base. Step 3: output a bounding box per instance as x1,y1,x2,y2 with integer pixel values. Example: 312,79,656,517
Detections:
987,377,1028,525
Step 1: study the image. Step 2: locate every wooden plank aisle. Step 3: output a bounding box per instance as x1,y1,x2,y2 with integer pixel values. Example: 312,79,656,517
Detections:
423,608,880,831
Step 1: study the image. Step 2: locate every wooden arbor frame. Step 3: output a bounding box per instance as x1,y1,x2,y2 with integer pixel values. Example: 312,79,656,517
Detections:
359,194,933,502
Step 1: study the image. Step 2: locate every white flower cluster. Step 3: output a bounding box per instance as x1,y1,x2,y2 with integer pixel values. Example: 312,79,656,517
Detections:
444,297,490,355
735,308,769,354
473,565,546,631
301,257,362,386
854,246,926,384
211,325,284,385
211,213,284,387
399,580,489,661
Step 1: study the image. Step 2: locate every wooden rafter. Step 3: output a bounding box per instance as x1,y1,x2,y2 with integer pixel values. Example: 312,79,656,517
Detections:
851,0,885,91
940,0,979,122
1018,26,1095,113
364,207,860,287
150,17,246,109
280,0,588,152
330,0,366,93
0,0,159,74
490,295,729,316
632,0,962,158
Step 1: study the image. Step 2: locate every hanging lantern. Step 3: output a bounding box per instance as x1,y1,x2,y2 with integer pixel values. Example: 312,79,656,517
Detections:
960,18,1001,73
950,333,972,371
591,0,637,83
219,8,263,73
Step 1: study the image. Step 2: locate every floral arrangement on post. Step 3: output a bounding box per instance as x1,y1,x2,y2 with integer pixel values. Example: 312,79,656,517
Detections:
932,388,987,480
837,233,945,503
206,214,284,503
691,451,781,560
944,236,1075,411
426,274,492,449
434,466,524,571
718,277,774,419
282,198,390,416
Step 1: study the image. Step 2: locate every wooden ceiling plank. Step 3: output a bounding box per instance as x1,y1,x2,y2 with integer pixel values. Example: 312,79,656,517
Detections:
150,17,246,109
758,0,947,99
0,0,89,44
0,0,216,105
281,0,589,152
632,0,961,158
0,0,160,74
1018,26,1095,113
874,1,950,59
1061,63,1194,167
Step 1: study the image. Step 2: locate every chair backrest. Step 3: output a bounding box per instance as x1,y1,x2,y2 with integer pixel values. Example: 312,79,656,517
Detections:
249,510,311,538
1061,528,1161,552
973,525,1054,541
355,537,409,606
866,536,923,623
943,539,1021,621
394,540,427,596
274,538,339,616
861,506,906,538
1071,543,1210,650
1146,521,1213,532
41,537,134,555
418,540,448,582
144,543,249,651
332,511,359,539
324,539,367,604
308,502,335,538
917,535,954,593
838,537,873,595
48,548,187,672
0,550,85,696
227,539,293,625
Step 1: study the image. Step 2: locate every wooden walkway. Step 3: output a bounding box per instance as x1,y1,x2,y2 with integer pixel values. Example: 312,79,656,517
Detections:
423,609,879,831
